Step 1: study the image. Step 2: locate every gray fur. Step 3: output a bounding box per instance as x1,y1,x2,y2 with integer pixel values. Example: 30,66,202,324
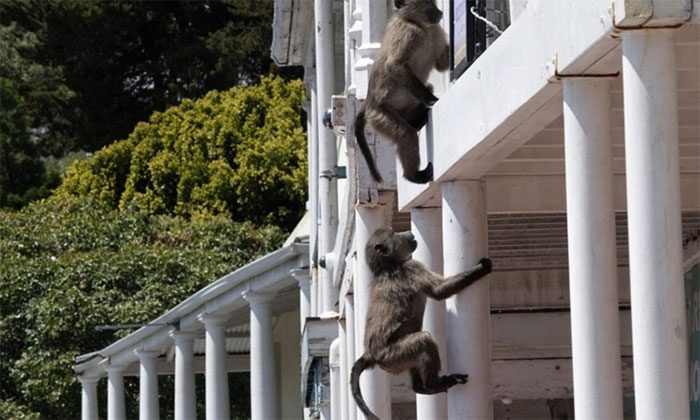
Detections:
354,0,450,184
351,226,492,419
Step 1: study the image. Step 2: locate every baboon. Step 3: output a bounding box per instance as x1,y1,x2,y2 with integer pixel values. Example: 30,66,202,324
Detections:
354,0,450,184
351,227,492,420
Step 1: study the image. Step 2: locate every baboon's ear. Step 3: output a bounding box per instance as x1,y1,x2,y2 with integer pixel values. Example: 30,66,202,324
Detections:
394,0,407,8
374,244,390,256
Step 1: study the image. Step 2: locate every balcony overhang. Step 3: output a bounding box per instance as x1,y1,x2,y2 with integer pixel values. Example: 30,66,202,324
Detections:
397,0,699,212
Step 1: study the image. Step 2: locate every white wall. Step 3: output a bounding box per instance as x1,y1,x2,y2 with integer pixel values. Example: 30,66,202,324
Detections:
274,308,303,419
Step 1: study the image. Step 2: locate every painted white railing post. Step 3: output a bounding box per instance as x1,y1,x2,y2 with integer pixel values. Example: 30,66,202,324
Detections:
105,365,127,420
243,292,278,420
198,314,230,420
79,375,99,420
169,330,197,420
411,207,447,419
355,0,387,99
621,28,689,419
562,77,623,418
354,202,392,419
441,181,492,419
135,350,160,420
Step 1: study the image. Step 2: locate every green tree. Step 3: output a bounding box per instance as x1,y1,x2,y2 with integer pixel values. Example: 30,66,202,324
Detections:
0,78,60,208
57,75,307,231
0,196,285,418
0,0,300,157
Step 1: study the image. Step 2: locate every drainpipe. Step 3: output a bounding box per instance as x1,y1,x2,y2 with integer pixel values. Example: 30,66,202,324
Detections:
315,0,339,314
306,73,320,317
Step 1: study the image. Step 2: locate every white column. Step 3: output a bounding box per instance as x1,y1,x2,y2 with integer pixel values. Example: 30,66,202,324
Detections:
292,268,312,331
315,0,339,314
105,365,127,420
621,29,689,419
135,350,160,420
198,314,230,420
354,203,391,419
339,319,349,420
243,292,278,420
79,376,99,420
345,295,357,420
441,181,492,419
330,338,342,420
170,331,197,420
562,78,623,418
411,207,447,419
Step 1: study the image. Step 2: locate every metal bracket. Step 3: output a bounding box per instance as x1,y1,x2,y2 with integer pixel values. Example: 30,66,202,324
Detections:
331,95,347,135
547,54,619,83
320,166,347,180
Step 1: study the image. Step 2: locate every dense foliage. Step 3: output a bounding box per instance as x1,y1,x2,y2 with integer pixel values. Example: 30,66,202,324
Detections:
57,75,307,231
0,0,303,210
0,78,60,208
0,196,285,418
0,0,291,156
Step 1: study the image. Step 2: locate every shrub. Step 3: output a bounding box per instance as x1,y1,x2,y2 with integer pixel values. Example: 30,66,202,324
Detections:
57,75,307,231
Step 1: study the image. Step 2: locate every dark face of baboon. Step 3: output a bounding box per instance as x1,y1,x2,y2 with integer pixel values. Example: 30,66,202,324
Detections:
394,0,443,25
366,227,418,274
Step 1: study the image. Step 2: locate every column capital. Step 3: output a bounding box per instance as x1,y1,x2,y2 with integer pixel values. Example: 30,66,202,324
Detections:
134,349,160,361
99,360,128,374
78,375,100,385
242,290,276,307
169,329,199,343
197,312,229,327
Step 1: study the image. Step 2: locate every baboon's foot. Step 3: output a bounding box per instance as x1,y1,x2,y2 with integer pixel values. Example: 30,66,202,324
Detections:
440,373,469,390
409,109,429,130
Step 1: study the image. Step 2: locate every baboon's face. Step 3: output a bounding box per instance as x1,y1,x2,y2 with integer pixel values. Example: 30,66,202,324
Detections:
394,0,443,25
366,227,417,272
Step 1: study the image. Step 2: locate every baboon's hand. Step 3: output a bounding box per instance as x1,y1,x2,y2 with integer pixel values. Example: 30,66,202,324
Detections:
479,257,492,273
426,93,439,106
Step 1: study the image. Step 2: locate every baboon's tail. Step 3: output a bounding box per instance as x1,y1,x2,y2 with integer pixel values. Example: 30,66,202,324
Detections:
354,108,383,183
351,353,380,420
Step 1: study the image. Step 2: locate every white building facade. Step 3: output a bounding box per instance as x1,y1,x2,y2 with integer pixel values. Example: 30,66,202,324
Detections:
75,0,700,418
